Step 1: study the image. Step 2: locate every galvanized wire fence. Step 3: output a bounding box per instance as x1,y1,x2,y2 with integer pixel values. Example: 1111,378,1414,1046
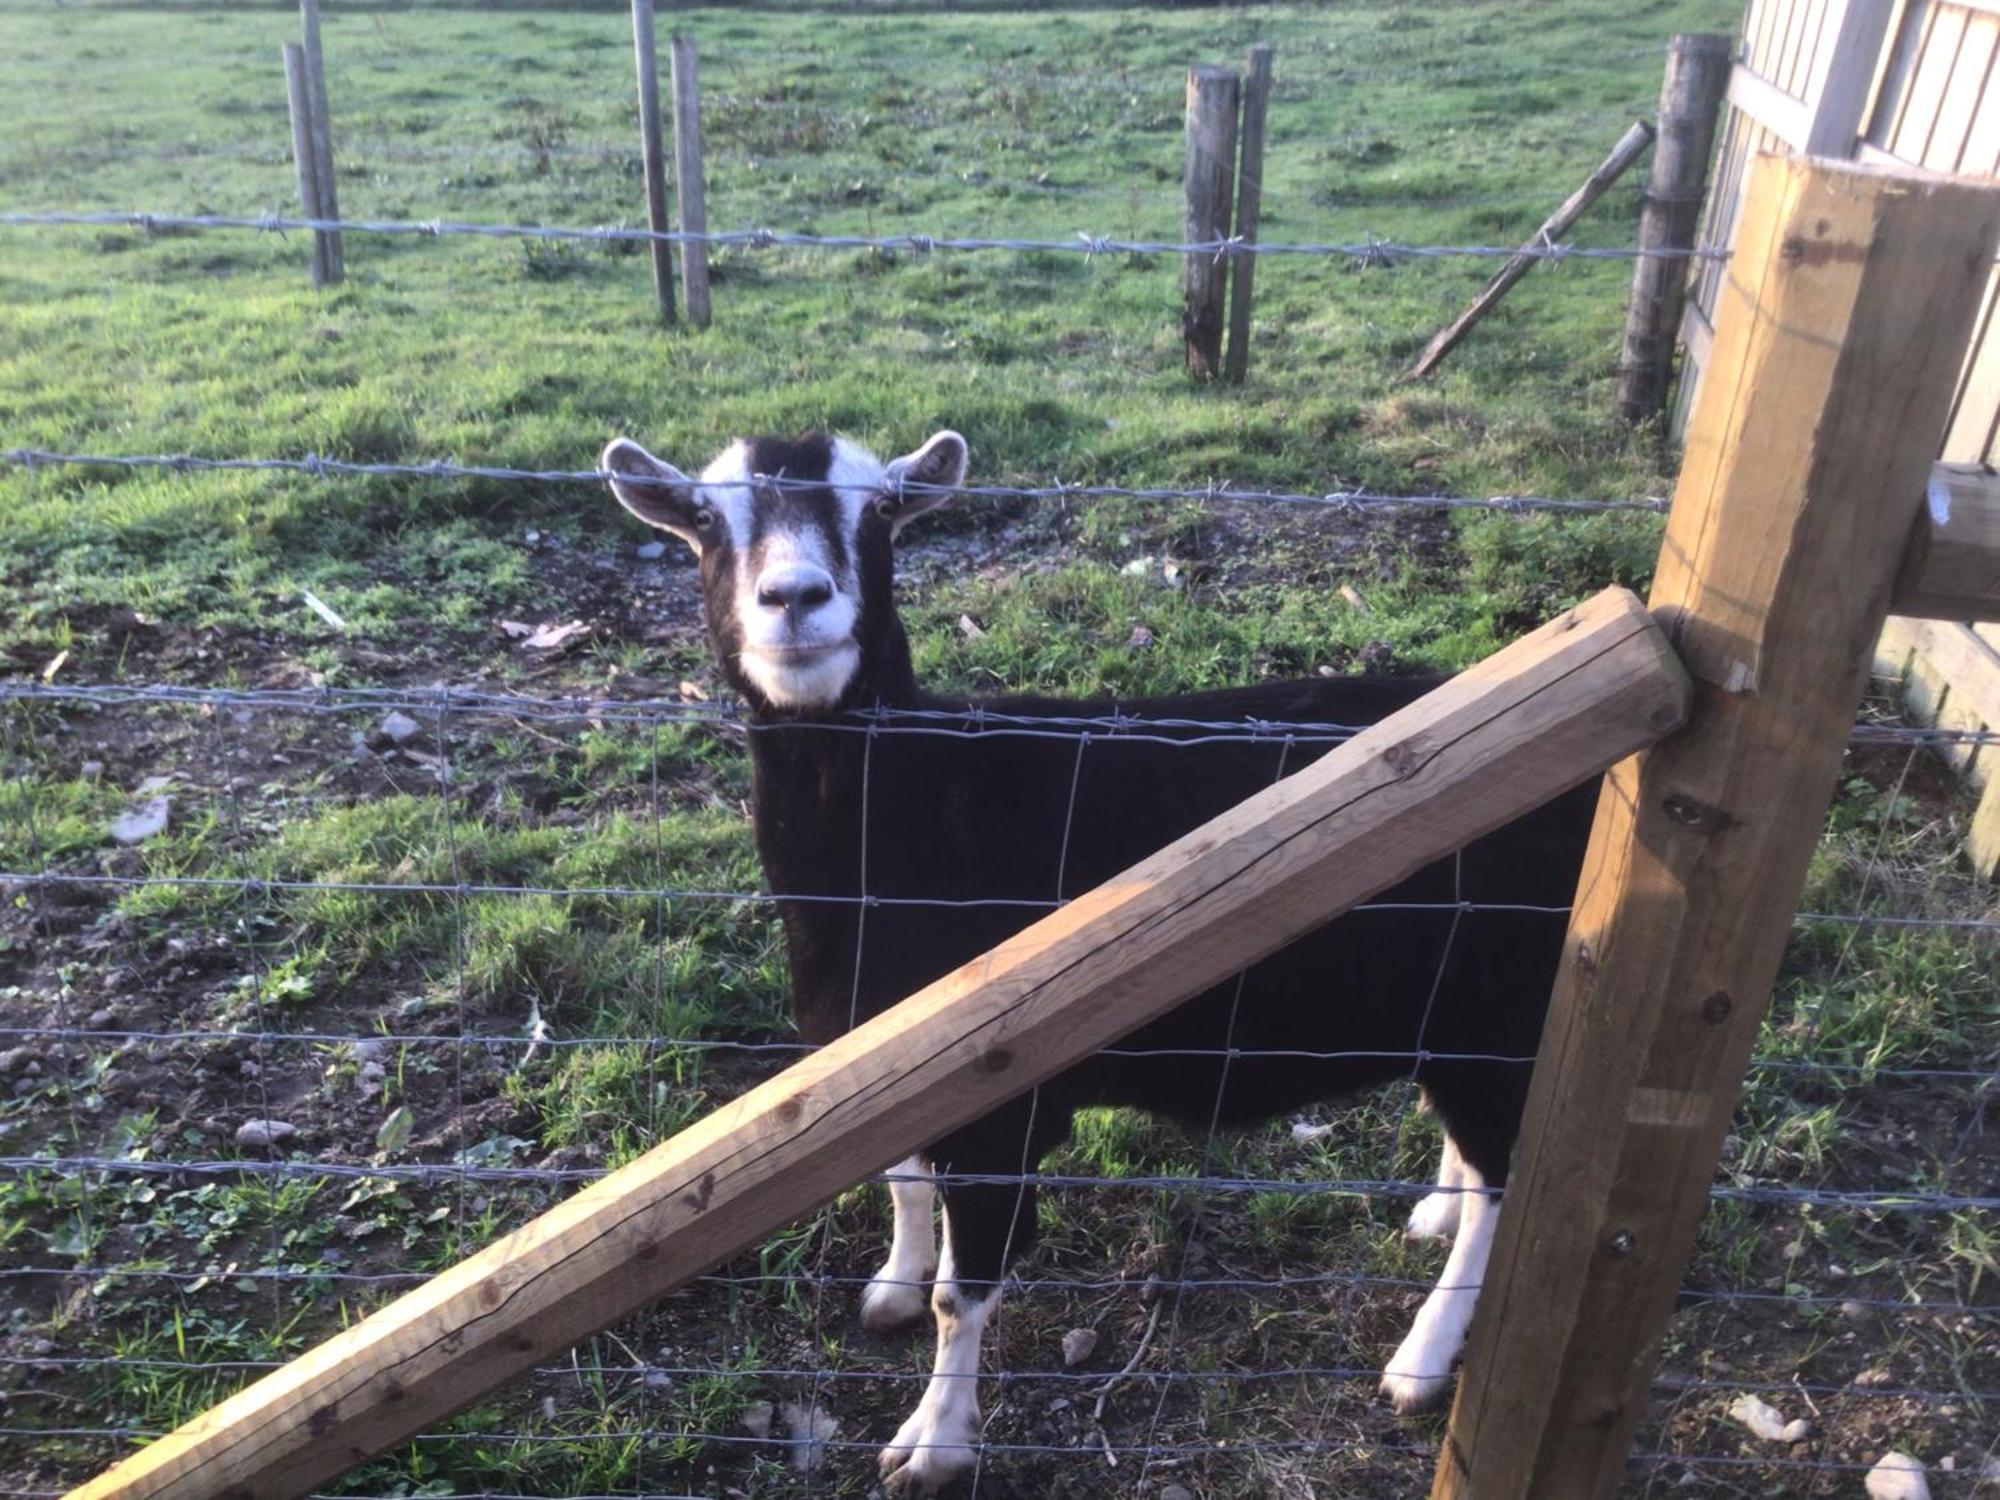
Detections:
2,665,1995,1497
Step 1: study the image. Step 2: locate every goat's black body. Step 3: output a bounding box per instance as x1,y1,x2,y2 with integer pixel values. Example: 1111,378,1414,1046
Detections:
751,673,1593,1286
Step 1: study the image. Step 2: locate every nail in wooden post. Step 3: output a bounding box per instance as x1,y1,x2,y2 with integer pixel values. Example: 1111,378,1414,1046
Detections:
1399,120,1653,384
298,0,343,284
630,0,676,324
1432,155,2000,1500
1616,34,1729,426
281,43,329,289
1223,43,1273,385
1182,64,1239,380
670,33,710,329
61,586,1688,1500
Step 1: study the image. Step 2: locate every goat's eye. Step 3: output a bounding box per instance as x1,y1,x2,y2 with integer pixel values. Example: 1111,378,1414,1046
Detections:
871,496,897,520
693,509,716,531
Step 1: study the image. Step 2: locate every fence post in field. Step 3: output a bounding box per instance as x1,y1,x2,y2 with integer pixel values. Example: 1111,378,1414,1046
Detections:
669,34,711,329
280,43,330,289
59,585,1690,1500
1616,33,1729,426
1223,43,1273,385
1431,155,2000,1500
1182,64,1239,379
298,0,343,284
630,0,677,325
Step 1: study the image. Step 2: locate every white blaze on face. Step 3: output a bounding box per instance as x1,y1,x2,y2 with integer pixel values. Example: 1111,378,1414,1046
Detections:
699,438,886,710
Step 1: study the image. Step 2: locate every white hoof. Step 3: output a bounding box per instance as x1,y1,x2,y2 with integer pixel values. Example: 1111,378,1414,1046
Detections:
1379,1365,1455,1415
860,1265,934,1333
1404,1190,1461,1241
878,1399,978,1495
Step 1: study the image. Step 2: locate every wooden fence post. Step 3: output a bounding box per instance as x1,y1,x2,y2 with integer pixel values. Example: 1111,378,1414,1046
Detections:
1223,43,1273,385
298,0,342,284
1431,155,2000,1500
280,43,329,289
670,33,710,329
630,0,676,325
63,587,1688,1500
1616,34,1729,426
1182,64,1238,379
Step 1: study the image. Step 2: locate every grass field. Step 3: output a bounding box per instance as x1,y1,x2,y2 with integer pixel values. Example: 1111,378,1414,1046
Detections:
3,2,1998,1496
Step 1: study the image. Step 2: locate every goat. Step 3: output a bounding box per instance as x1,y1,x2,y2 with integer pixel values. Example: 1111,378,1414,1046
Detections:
601,429,1593,1495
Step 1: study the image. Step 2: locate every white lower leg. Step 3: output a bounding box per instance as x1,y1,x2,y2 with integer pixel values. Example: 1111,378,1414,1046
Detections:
1382,1167,1499,1415
862,1155,937,1332
879,1227,994,1495
1405,1133,1468,1241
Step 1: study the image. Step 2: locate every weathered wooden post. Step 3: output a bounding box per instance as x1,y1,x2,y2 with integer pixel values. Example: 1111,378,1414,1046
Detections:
1432,154,2000,1500
280,43,330,289
630,0,677,324
1223,43,1273,385
1182,64,1239,380
63,587,1688,1500
1616,34,1730,426
298,0,343,284
670,33,710,329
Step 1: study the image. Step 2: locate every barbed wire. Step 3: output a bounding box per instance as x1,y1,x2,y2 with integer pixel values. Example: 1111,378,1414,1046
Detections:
0,446,1673,516
3,679,1995,752
0,209,1729,263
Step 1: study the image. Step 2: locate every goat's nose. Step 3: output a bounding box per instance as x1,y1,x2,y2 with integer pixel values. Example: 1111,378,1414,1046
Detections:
755,564,835,612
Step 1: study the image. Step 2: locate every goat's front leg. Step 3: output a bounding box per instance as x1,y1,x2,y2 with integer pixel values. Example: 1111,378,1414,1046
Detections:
1404,1131,1468,1241
861,1154,937,1332
1380,1164,1499,1415
879,1180,1034,1496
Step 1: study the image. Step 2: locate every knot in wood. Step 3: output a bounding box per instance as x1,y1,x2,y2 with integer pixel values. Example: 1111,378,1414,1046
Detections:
1700,990,1733,1025
1605,1228,1636,1258
1381,740,1422,779
979,1046,1014,1074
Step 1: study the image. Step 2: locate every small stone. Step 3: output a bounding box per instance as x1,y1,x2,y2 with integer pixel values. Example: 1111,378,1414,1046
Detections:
1853,1366,1893,1388
0,1047,40,1075
1840,1299,1869,1322
636,540,667,560
1728,1393,1809,1444
88,1008,115,1029
740,1400,774,1439
351,1038,383,1063
1061,1327,1098,1367
524,530,542,545
1127,624,1154,650
1865,1451,1929,1500
643,1366,672,1392
135,775,173,795
377,711,423,746
110,796,171,845
1938,1456,1954,1472
780,1401,838,1473
234,1119,298,1148
79,760,104,781
1160,1486,1195,1500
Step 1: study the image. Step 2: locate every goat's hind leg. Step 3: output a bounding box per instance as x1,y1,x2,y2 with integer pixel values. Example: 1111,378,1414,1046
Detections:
862,1154,937,1332
1380,1159,1498,1415
1404,1131,1468,1241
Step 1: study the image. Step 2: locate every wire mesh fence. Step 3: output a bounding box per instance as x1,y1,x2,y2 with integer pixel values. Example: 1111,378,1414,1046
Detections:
3,671,1995,1497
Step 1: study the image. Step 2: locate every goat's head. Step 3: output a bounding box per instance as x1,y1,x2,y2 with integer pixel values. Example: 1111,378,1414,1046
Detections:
602,430,968,714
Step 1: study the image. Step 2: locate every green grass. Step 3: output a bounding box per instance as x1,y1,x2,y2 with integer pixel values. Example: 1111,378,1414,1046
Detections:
5,2,1998,1497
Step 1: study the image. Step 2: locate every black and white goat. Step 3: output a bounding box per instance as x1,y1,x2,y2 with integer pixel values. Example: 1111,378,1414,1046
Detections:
602,429,1593,1494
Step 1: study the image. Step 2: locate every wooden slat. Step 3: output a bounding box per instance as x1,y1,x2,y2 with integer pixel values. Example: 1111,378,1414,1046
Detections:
1893,4,1969,156
63,588,1690,1500
1940,272,2000,460
1892,462,2000,618
1806,0,1903,153
1434,153,2000,1500
1880,0,1945,150
1956,41,2000,171
1928,9,2000,166
1730,60,1813,145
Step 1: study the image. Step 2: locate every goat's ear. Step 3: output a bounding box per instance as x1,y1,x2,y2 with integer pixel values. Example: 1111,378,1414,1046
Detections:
880,429,968,536
601,438,706,552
